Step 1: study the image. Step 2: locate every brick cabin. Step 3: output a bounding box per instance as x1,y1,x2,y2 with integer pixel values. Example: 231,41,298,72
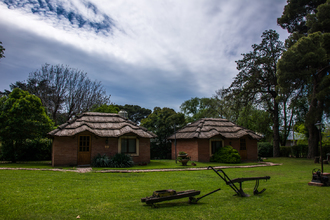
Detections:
48,112,156,167
167,118,262,162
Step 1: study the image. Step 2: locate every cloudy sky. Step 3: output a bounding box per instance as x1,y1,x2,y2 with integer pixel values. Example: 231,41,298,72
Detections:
0,0,289,111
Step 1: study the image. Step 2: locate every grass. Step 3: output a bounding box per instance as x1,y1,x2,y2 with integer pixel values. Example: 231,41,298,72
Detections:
0,158,329,219
0,159,259,170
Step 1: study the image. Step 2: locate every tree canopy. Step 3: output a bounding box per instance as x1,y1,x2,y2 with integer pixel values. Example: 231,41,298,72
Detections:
0,88,54,162
140,107,186,159
278,0,330,158
116,104,152,124
224,29,285,156
180,97,220,123
5,64,111,125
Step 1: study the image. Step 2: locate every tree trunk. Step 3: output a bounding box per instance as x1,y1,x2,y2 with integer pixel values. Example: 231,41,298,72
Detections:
273,100,280,157
307,124,319,158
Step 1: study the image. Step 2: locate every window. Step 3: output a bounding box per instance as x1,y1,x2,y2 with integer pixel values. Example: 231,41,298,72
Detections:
240,139,246,150
121,138,136,154
79,136,90,152
211,141,223,154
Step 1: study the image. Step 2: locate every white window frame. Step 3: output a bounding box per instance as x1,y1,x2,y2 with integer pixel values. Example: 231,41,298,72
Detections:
118,136,139,156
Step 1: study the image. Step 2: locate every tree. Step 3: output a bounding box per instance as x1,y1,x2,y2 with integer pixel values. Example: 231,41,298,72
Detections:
6,64,111,125
91,104,119,114
0,88,54,162
140,107,186,159
277,0,326,35
236,104,273,141
278,32,330,158
278,0,330,158
180,97,220,123
0,41,4,59
224,30,285,156
116,104,152,124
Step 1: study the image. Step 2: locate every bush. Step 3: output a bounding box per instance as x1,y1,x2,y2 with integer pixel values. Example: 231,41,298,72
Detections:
291,144,308,158
258,142,273,157
210,145,241,163
280,146,291,157
109,153,134,168
92,154,111,167
92,153,134,168
0,138,52,161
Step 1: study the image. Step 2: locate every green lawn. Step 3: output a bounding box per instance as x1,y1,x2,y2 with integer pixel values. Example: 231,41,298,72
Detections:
0,158,329,219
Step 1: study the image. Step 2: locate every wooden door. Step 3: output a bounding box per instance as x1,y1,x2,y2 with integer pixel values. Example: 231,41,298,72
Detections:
78,135,91,165
240,138,247,160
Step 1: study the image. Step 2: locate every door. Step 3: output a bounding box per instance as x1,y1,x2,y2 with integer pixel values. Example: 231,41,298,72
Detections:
240,138,247,160
78,135,91,165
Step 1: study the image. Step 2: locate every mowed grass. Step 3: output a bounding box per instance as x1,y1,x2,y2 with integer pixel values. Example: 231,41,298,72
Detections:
0,158,329,220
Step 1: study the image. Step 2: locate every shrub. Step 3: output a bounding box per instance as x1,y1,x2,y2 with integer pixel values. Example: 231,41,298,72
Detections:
291,144,308,158
109,153,134,168
0,138,52,161
92,153,134,168
92,154,111,167
258,142,273,157
280,146,291,157
210,145,241,163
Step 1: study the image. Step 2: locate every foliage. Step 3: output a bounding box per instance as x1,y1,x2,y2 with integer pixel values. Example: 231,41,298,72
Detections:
277,0,326,35
258,142,273,157
116,104,152,124
92,153,134,168
180,97,220,123
0,88,54,162
291,144,309,158
278,32,330,158
0,41,4,59
224,30,285,157
0,138,52,161
141,107,186,159
92,154,110,167
4,64,111,125
280,146,292,157
278,0,330,159
109,153,134,168
236,104,272,140
210,145,241,163
91,104,119,114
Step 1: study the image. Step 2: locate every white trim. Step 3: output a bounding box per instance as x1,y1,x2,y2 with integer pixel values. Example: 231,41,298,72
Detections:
118,136,139,157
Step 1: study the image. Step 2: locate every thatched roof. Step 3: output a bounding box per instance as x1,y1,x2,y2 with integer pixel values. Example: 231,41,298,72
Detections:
167,118,262,140
48,112,157,138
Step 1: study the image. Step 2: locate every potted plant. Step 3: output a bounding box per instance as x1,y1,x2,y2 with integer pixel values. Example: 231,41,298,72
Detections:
178,152,190,166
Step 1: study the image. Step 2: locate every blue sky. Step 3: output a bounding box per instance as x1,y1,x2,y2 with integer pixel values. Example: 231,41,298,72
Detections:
0,0,289,111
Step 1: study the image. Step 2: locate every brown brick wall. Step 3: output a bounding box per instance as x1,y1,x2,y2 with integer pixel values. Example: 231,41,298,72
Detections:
52,136,77,166
52,132,151,166
132,138,150,164
170,137,259,163
171,139,198,161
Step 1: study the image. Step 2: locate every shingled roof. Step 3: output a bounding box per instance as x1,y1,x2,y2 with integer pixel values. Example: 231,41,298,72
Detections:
167,118,261,140
48,112,157,138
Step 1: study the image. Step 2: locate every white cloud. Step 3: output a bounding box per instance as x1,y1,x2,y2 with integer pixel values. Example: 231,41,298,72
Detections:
0,0,289,111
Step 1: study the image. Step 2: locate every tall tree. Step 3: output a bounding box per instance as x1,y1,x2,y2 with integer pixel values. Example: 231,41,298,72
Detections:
116,104,152,124
278,0,330,158
278,32,330,158
224,30,285,156
0,88,54,162
0,41,4,59
140,107,186,159
180,97,220,123
6,64,111,125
